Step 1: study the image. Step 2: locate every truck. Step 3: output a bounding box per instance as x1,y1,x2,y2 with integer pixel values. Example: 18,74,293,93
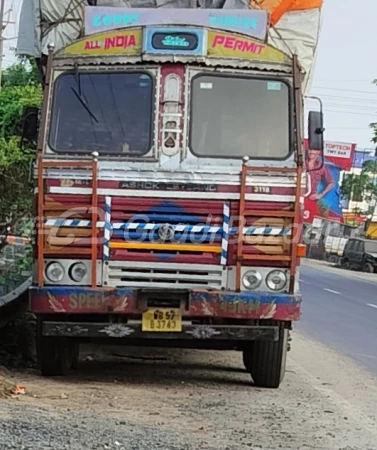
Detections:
17,0,324,388
305,217,356,264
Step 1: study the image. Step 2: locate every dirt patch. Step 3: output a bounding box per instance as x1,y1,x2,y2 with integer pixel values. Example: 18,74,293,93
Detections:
0,337,376,449
0,368,15,399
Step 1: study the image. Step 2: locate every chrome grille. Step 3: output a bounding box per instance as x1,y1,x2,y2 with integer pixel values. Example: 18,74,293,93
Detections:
103,261,226,289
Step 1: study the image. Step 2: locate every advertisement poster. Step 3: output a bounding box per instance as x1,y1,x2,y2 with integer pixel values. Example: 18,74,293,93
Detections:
304,140,356,224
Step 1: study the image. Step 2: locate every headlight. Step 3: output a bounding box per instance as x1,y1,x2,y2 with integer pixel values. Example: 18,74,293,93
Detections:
45,262,64,283
266,270,287,291
242,270,262,290
69,262,88,282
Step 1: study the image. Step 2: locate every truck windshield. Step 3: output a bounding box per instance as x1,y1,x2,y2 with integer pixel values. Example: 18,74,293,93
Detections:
49,72,153,155
190,74,290,159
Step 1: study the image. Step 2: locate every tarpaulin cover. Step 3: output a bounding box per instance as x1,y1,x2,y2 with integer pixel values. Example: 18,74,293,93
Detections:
16,0,322,92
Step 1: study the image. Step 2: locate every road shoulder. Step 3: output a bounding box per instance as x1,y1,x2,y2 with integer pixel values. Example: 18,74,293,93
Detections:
302,258,377,284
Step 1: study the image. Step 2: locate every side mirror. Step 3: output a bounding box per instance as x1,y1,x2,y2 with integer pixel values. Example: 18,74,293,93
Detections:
308,111,324,151
20,106,39,148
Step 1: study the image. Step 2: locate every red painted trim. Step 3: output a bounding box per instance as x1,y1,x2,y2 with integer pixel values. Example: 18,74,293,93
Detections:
30,288,300,321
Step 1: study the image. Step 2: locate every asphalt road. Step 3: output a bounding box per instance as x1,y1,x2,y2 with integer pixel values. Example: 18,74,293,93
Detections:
298,261,377,375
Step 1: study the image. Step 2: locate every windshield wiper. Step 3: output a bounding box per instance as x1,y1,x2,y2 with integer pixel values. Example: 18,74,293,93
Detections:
70,87,99,123
71,64,99,123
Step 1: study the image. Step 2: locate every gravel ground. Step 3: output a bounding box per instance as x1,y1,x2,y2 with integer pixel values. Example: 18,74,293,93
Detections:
0,333,377,450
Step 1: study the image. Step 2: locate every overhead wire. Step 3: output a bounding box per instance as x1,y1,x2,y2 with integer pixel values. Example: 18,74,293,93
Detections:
311,86,377,95
323,110,376,117
309,94,377,104
305,102,377,112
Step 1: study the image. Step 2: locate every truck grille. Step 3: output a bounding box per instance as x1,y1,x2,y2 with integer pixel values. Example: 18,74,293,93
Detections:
103,261,226,289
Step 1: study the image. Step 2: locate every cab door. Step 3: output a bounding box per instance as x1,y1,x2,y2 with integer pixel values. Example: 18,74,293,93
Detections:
350,240,363,270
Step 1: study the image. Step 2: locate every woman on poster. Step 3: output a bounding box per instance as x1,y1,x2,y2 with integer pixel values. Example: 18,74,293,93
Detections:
306,148,335,201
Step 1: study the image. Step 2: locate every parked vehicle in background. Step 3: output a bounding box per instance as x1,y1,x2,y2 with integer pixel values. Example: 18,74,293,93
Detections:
341,238,377,273
306,217,356,264
324,236,349,264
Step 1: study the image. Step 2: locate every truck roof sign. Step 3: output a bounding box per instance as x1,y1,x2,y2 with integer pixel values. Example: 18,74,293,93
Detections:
85,7,268,42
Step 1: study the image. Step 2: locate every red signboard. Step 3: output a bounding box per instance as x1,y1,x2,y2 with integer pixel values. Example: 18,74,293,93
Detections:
322,141,356,171
303,139,356,224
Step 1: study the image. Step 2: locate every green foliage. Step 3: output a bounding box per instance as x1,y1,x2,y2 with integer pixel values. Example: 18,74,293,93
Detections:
341,173,366,202
1,59,40,89
361,159,377,175
341,159,377,205
0,59,42,240
0,84,42,139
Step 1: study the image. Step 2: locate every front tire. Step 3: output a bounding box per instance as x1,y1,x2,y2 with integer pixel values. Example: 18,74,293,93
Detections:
363,262,374,273
242,350,250,371
37,320,77,376
243,323,286,389
328,255,339,264
341,259,350,270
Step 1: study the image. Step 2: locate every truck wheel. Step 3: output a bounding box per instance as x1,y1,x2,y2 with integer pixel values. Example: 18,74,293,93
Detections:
242,350,250,370
37,321,75,376
328,255,339,264
70,342,80,370
363,262,374,273
342,259,350,270
279,329,289,384
244,323,286,389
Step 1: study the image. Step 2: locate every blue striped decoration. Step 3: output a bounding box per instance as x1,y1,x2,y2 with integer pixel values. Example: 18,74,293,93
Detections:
221,202,230,265
113,230,222,242
103,196,112,260
116,223,221,233
241,227,291,236
45,219,105,228
44,219,291,236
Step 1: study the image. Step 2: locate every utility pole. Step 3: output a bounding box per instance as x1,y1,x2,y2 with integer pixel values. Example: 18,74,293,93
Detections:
0,0,7,91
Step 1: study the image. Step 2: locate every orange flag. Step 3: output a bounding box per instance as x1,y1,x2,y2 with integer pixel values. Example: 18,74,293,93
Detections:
249,0,323,25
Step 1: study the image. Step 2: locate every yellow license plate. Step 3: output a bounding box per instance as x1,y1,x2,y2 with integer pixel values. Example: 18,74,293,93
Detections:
142,308,182,332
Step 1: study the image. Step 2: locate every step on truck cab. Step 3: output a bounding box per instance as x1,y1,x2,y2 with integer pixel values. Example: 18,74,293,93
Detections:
18,2,324,388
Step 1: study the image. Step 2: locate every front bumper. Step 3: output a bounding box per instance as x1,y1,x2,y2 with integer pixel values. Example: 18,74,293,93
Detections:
42,321,279,341
30,287,301,321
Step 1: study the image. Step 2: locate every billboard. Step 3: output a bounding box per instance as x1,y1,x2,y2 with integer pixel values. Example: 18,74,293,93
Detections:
303,140,356,224
323,142,355,171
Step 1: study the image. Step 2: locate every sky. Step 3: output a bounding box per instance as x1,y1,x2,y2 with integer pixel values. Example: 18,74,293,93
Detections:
305,0,377,152
2,0,377,151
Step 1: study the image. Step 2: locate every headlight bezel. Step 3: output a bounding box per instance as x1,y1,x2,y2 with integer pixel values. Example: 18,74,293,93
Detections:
41,259,100,285
266,269,288,292
242,269,263,290
69,262,88,283
45,261,65,283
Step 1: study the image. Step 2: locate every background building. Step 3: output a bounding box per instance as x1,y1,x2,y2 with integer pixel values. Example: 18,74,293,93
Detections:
341,148,377,225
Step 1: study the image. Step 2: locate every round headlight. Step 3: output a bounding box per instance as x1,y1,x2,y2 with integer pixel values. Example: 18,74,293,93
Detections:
266,270,287,291
69,262,88,282
45,262,64,283
242,270,262,290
